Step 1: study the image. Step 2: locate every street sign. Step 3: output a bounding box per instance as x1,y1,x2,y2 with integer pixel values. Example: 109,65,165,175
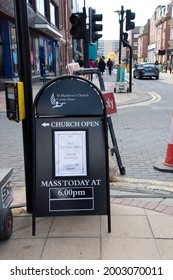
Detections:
102,91,117,115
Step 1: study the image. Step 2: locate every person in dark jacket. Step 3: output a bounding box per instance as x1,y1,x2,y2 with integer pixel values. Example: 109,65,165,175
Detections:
107,58,113,75
76,55,84,67
98,58,106,75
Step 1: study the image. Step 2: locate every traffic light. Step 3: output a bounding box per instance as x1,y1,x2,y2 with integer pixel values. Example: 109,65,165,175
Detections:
89,7,103,44
122,32,129,47
126,9,135,31
70,13,85,39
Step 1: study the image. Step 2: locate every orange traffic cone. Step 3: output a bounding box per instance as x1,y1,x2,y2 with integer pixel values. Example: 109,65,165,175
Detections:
163,115,173,167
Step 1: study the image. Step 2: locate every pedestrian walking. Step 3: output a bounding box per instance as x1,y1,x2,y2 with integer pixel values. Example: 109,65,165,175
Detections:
98,58,106,75
88,58,96,81
169,64,172,74
76,55,84,68
107,58,113,75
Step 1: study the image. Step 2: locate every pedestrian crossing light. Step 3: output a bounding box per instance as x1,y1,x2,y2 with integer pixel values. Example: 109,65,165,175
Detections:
89,7,103,45
70,13,85,39
126,9,135,31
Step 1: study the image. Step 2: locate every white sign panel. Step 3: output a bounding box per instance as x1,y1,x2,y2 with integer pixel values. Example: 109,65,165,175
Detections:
54,131,87,176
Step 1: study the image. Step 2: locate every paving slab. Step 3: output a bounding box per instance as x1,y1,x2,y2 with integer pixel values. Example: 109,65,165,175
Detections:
101,237,161,260
156,240,173,259
146,212,173,239
41,238,100,260
101,215,153,238
1,202,173,260
0,239,45,260
48,216,100,238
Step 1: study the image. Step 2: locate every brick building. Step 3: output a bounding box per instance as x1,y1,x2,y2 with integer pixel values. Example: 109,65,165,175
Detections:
138,21,150,63
122,26,140,66
138,3,172,66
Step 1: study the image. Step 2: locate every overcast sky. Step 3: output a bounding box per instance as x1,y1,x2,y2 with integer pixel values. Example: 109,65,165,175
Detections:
78,0,171,39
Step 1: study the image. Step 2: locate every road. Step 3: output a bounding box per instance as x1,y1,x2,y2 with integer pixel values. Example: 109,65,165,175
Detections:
111,72,173,183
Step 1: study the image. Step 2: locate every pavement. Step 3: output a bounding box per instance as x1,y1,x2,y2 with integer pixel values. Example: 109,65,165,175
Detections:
0,70,173,260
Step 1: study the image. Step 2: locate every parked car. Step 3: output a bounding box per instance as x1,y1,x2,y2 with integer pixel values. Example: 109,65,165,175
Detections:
133,63,159,79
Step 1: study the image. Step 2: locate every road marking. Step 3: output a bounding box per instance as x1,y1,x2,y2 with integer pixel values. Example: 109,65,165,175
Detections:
110,177,173,192
118,91,161,109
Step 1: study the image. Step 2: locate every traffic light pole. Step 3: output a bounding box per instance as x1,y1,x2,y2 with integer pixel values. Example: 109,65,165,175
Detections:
83,7,88,67
119,6,124,65
122,40,132,92
117,6,134,92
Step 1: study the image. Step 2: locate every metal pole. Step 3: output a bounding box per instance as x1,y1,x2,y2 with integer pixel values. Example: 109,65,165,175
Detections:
13,0,33,212
83,7,88,67
122,40,132,93
129,45,133,93
119,6,124,65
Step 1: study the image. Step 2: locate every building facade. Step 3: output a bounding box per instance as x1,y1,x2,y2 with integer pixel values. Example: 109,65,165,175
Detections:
123,26,140,66
138,21,150,63
138,3,172,67
0,0,73,89
71,0,83,61
119,2,173,68
154,4,171,65
169,0,173,65
97,40,119,59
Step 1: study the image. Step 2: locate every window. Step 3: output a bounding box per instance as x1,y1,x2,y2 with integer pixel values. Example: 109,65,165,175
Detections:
36,0,45,16
50,3,55,25
134,34,139,39
133,42,138,47
50,2,59,28
170,27,173,40
0,34,4,76
10,25,18,76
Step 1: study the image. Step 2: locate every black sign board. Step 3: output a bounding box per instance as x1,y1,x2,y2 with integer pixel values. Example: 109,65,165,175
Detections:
33,75,111,234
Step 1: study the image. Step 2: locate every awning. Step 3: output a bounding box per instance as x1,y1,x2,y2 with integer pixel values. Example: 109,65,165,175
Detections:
35,23,62,39
34,12,62,39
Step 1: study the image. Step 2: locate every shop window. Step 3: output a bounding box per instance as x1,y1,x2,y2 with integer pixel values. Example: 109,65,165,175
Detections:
0,34,4,76
30,33,40,75
10,25,18,76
